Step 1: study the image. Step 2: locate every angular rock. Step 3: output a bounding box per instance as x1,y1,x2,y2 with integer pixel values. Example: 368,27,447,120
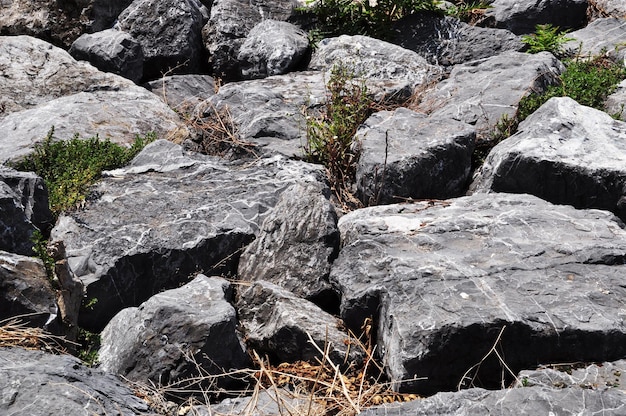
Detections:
238,20,309,80
484,0,588,35
605,79,626,121
237,182,339,307
0,347,151,415
237,281,363,366
331,193,626,394
87,0,134,32
359,386,626,415
393,13,524,67
49,140,328,331
415,51,564,141
116,0,209,80
99,275,250,390
565,17,626,63
355,108,476,205
309,35,442,87
517,360,626,390
209,387,325,415
589,0,626,19
69,29,144,83
144,74,217,110
470,97,626,221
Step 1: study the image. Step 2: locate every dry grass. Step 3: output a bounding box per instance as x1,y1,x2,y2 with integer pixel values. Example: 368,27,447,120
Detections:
0,317,69,353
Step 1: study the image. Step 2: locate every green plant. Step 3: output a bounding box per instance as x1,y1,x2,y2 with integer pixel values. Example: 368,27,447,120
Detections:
445,0,491,24
31,230,56,282
77,328,100,366
521,24,574,57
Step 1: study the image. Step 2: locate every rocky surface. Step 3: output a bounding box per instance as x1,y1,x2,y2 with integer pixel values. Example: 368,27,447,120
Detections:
606,79,626,120
566,17,626,62
144,74,217,110
590,0,626,18
517,360,626,390
484,0,588,34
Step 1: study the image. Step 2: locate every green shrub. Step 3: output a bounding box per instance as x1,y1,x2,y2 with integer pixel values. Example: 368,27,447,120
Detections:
521,24,574,58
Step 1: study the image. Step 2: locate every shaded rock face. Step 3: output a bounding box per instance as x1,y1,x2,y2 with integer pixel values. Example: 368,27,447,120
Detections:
99,275,250,390
331,193,626,395
471,97,626,221
144,74,217,110
0,347,151,415
566,17,626,63
355,108,476,205
49,140,328,331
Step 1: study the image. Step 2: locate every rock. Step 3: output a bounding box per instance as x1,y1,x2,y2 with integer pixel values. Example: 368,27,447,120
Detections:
309,35,442,87
0,167,52,254
565,17,626,63
144,74,217,110
0,35,134,117
202,0,298,80
237,182,339,307
209,387,325,415
470,97,626,221
517,360,626,390
238,20,309,80
237,281,363,366
354,108,476,205
393,13,524,67
0,88,189,164
0,251,57,329
0,347,151,415
589,0,626,19
484,0,588,35
359,386,626,415
116,0,209,80
49,140,328,331
69,29,144,83
605,79,626,120
415,51,564,141
87,0,134,32
331,193,626,394
99,275,250,391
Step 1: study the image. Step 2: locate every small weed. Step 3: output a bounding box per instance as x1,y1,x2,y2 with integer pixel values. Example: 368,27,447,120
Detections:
77,327,100,366
521,24,574,58
31,230,56,282
446,0,491,25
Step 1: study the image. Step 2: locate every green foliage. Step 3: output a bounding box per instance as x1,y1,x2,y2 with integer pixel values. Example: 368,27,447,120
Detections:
31,229,55,282
521,24,574,57
77,328,100,366
14,128,156,218
445,0,491,24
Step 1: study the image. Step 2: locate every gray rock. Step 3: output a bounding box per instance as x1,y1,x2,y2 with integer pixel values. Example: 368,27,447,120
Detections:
355,108,476,205
87,0,134,32
69,29,144,83
331,193,626,394
393,14,524,67
0,88,189,164
416,51,564,141
0,347,151,415
359,386,626,415
309,35,442,87
517,360,626,390
470,97,626,221
208,387,326,415
116,0,209,80
484,0,588,35
237,281,363,366
144,74,217,110
565,17,626,63
99,275,250,390
238,20,309,80
605,79,626,120
237,182,339,306
589,0,626,19
49,140,327,331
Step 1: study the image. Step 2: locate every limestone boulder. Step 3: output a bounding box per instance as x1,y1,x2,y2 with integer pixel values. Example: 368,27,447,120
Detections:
144,74,217,110
517,360,626,390
589,0,626,18
605,79,626,121
565,17,626,62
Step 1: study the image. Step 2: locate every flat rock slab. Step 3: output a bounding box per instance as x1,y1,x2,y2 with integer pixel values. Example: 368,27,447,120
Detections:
331,193,626,395
0,347,151,415
50,140,327,331
471,97,626,221
565,17,626,62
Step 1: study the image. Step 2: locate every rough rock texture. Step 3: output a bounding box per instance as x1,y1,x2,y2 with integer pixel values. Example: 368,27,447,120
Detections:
49,140,328,331
331,193,626,394
0,88,189,164
393,13,524,67
209,388,326,415
116,0,209,80
517,360,626,390
589,0,626,18
0,167,52,254
237,281,363,366
605,79,626,121
237,182,339,307
69,29,144,83
144,74,217,109
415,51,564,140
355,108,476,205
87,0,134,32
99,275,250,390
0,251,57,329
309,35,442,87
359,387,626,415
565,17,626,62
202,0,298,80
0,347,151,415
470,97,626,221
238,20,309,80
484,0,589,34
0,35,134,117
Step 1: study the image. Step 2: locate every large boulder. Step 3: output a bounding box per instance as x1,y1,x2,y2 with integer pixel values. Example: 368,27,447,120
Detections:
116,0,209,80
355,108,476,205
144,74,217,110
49,140,328,331
331,193,626,395
470,97,626,221
99,275,250,391
0,347,151,415
565,17,626,62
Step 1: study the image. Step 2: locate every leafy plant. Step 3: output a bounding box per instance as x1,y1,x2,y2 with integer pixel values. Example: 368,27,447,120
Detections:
77,328,100,366
31,230,56,282
445,0,491,24
521,24,574,58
